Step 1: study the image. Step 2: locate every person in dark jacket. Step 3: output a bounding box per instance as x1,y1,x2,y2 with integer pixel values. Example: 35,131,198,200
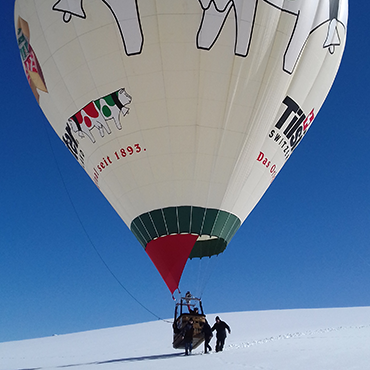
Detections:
211,316,231,352
181,319,194,355
201,319,213,353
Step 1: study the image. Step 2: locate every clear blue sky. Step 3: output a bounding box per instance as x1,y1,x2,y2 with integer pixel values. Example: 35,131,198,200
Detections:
1,2,369,343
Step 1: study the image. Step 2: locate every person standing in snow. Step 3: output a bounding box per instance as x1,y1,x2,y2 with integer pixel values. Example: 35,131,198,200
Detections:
181,318,194,355
201,319,213,353
212,316,231,352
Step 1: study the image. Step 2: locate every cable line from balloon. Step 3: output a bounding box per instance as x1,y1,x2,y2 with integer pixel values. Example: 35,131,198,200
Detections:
44,125,171,324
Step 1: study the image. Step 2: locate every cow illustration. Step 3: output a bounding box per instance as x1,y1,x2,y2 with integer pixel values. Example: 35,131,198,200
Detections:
197,0,347,73
68,88,132,143
52,0,347,73
68,102,111,143
95,88,132,130
52,0,143,56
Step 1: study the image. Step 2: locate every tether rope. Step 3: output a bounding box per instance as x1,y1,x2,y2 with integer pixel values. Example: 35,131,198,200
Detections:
44,125,171,323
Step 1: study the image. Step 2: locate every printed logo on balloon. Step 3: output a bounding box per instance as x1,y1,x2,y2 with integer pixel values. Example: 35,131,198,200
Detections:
269,96,315,160
62,89,133,183
16,17,48,103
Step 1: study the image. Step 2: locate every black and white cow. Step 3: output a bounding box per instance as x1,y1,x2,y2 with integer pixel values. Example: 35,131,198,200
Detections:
197,0,347,73
52,0,347,73
52,0,143,55
68,88,132,143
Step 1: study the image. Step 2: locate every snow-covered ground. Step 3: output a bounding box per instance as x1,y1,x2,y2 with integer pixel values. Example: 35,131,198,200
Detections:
1,307,370,370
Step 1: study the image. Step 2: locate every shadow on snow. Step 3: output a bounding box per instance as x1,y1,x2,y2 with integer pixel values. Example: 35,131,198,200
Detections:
18,352,185,370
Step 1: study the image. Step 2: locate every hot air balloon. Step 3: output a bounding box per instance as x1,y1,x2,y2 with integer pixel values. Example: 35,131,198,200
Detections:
14,0,348,296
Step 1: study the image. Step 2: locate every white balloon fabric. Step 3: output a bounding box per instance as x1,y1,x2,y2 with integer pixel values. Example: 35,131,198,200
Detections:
15,0,348,294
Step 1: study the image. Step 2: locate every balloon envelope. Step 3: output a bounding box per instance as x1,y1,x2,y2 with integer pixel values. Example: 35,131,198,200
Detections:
15,0,348,294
